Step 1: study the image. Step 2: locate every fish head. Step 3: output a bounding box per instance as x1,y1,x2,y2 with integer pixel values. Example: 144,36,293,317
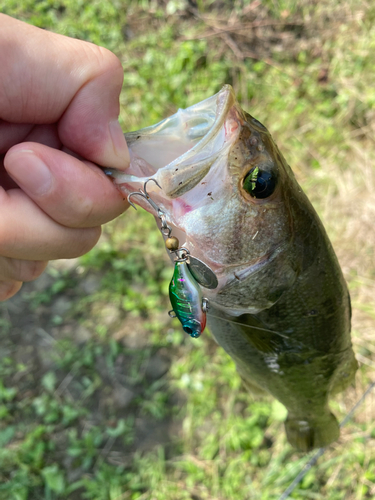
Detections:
108,85,307,315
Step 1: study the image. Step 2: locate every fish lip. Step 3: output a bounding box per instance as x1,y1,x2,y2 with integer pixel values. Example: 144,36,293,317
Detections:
156,86,238,198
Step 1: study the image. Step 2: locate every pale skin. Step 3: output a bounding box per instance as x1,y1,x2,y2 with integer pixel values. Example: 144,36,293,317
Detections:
0,14,130,301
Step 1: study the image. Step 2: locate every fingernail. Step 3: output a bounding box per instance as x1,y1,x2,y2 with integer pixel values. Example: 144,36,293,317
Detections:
109,119,130,168
6,150,52,196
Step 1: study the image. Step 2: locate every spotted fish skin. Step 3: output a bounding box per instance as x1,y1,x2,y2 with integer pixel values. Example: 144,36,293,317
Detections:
106,85,357,451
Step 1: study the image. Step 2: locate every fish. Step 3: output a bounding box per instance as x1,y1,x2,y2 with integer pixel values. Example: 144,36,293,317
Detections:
105,85,358,451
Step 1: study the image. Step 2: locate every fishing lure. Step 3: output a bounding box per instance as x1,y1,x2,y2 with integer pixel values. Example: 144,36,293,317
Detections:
168,252,208,338
127,179,209,338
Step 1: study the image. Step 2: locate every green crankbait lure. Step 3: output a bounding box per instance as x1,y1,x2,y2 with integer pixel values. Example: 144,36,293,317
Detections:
127,179,213,339
169,259,207,338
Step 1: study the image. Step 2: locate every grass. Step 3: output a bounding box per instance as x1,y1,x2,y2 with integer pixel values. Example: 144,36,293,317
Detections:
1,1,375,499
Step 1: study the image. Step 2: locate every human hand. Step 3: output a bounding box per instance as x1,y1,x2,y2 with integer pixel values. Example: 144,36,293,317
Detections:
0,14,129,300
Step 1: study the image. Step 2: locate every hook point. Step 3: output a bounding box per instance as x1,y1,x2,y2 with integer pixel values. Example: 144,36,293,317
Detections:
127,193,140,210
144,178,162,197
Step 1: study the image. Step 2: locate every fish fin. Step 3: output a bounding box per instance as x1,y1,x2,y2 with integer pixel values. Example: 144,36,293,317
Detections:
284,412,340,451
233,314,284,354
238,373,267,395
235,363,267,394
330,350,358,395
244,331,280,354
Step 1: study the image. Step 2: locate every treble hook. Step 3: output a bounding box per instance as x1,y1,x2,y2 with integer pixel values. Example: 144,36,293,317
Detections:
127,178,172,237
127,178,162,214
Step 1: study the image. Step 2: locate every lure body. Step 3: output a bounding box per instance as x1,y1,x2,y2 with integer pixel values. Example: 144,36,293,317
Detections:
169,261,206,338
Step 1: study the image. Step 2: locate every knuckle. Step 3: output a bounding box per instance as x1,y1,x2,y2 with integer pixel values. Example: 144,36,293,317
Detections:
55,200,97,228
0,280,22,301
21,260,48,282
86,44,122,78
0,256,47,283
67,226,101,258
67,199,96,228
81,226,102,254
97,46,123,75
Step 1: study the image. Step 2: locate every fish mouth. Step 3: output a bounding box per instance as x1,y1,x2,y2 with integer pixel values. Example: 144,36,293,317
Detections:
106,86,297,313
106,85,241,207
106,85,289,307
105,85,246,283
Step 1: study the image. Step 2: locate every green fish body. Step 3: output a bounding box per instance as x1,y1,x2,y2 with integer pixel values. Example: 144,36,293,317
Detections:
107,85,357,451
206,198,357,450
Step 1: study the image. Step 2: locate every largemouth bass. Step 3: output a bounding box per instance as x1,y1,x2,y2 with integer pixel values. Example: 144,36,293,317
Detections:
106,85,357,451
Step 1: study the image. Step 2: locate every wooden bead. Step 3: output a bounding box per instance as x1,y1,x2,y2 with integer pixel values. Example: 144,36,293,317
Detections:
165,236,179,251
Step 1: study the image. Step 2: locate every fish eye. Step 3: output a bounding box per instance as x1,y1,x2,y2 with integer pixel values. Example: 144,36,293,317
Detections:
242,167,277,199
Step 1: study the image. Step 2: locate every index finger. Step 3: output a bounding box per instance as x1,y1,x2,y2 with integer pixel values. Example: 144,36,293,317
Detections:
0,14,129,170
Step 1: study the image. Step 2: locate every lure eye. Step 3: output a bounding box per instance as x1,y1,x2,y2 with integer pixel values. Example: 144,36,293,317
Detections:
183,320,202,338
242,167,277,199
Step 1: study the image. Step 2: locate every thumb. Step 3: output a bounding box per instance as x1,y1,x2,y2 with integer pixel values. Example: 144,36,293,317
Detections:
0,15,129,170
58,51,130,170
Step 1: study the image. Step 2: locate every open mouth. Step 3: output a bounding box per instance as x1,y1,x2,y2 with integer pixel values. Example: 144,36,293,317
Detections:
106,85,239,206
105,86,275,281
